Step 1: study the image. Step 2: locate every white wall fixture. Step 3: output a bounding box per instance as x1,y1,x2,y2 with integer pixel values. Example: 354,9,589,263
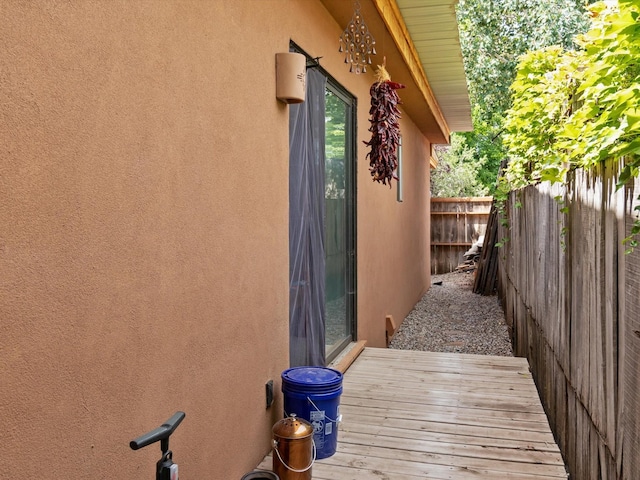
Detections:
276,52,306,104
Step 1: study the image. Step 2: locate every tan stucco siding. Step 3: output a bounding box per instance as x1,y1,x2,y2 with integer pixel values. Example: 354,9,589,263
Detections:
2,2,292,478
1,1,431,478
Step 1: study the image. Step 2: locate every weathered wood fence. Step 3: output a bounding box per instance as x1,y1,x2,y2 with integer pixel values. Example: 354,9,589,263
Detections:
498,163,640,479
430,197,492,274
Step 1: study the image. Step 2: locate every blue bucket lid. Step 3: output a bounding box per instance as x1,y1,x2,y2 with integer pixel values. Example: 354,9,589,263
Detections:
281,367,343,393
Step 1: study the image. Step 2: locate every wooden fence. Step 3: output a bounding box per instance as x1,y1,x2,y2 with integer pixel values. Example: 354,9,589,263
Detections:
497,164,640,479
430,197,492,274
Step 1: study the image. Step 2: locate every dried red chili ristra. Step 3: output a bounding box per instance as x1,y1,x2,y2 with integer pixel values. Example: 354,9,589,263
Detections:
364,77,405,187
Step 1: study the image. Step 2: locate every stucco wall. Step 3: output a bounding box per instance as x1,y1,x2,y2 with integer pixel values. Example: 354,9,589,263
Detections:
356,117,432,346
1,1,432,478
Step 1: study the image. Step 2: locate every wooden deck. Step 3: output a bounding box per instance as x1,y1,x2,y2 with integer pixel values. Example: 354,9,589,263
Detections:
258,347,567,479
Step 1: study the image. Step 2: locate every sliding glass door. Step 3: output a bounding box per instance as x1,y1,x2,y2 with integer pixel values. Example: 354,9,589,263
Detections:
324,86,355,361
289,48,356,366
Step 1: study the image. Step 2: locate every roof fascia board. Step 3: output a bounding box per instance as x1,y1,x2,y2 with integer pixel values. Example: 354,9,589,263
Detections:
430,144,439,169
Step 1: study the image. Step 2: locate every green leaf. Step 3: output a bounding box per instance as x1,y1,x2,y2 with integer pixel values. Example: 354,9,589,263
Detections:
611,137,640,158
627,109,640,131
617,164,638,189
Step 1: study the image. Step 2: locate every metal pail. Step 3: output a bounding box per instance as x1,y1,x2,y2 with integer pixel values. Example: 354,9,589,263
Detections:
272,414,315,480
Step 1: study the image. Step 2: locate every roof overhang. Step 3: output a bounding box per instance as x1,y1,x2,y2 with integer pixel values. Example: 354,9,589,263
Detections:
393,0,473,133
320,0,472,144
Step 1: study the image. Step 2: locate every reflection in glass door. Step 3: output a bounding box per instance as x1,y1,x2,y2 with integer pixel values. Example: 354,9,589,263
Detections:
324,86,355,362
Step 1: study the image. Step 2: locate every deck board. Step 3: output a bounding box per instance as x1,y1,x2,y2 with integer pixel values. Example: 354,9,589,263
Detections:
257,347,567,479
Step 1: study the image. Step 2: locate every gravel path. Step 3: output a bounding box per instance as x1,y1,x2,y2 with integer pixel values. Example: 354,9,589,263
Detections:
389,271,513,356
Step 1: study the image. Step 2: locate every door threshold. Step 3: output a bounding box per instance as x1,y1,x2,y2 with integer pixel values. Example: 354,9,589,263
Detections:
328,340,366,373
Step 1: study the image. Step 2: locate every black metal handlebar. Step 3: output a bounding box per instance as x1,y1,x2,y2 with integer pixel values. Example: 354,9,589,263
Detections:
130,411,186,451
130,412,186,480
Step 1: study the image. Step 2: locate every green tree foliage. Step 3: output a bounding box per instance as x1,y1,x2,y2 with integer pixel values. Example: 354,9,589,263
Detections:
431,135,489,197
501,0,640,248
325,90,346,199
458,0,589,120
561,0,640,174
502,46,583,187
448,0,590,193
454,109,507,190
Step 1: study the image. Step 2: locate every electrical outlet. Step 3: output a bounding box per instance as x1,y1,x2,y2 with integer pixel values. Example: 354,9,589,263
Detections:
265,380,274,409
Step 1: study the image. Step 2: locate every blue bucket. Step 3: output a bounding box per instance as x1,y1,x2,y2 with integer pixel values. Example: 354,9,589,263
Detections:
281,366,343,459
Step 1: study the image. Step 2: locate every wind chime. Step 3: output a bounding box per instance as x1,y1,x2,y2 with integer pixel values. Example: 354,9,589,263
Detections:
338,0,376,74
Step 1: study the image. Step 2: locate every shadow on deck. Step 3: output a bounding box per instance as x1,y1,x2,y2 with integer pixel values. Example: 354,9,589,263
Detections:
258,347,567,479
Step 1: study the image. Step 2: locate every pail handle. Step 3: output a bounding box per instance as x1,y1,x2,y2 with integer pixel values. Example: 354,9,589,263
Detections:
272,438,316,473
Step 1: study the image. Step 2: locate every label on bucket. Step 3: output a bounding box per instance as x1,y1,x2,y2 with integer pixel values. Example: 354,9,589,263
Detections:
310,410,325,448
